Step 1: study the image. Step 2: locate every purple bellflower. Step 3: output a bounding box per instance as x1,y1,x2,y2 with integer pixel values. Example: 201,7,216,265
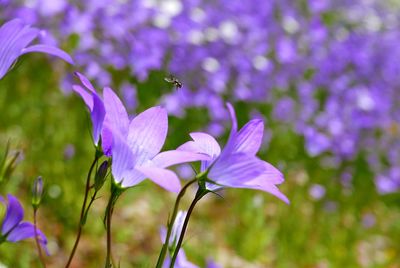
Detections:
160,211,199,268
0,194,48,253
178,103,289,203
0,18,73,80
110,104,209,192
73,72,208,192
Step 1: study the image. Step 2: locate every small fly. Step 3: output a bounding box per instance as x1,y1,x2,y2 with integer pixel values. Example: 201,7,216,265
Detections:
164,75,182,89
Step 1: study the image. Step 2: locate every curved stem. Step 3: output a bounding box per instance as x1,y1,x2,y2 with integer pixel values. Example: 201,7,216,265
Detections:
65,153,99,268
169,188,207,268
155,178,197,268
34,208,46,268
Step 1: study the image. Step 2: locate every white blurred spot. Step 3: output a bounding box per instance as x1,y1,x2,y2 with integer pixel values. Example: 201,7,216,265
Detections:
190,7,206,23
282,16,299,34
252,55,270,71
357,91,375,111
160,0,183,17
153,14,171,28
142,0,157,8
364,14,382,32
219,20,239,44
202,57,220,72
48,184,62,198
205,27,219,42
188,30,205,45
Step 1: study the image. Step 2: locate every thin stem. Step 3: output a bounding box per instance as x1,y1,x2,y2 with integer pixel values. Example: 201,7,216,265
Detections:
169,188,207,268
65,153,99,268
33,208,46,268
105,200,113,268
155,178,197,268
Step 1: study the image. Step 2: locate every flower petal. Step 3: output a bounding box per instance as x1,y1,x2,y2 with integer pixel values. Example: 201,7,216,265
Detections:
232,119,264,155
72,85,93,110
135,165,181,193
103,87,129,137
21,44,74,64
208,154,265,189
111,133,136,185
6,222,49,254
152,150,211,168
127,106,168,162
91,93,106,145
74,72,96,92
243,181,289,204
220,102,239,157
1,194,24,235
0,19,38,79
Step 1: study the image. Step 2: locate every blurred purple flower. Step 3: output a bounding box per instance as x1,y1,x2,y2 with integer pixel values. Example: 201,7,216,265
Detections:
0,18,73,80
0,194,48,253
309,184,326,200
160,211,199,268
178,103,289,203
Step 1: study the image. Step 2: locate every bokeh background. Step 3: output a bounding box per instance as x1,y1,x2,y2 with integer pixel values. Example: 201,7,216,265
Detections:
1,0,400,267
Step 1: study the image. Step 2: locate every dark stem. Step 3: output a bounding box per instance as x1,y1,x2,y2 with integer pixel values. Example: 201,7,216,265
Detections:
34,208,46,268
169,188,207,268
155,178,197,268
105,200,113,268
65,153,99,268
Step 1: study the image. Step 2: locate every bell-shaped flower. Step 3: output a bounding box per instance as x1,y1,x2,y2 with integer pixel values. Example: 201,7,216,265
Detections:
178,103,289,203
110,105,209,192
0,194,48,253
0,19,73,80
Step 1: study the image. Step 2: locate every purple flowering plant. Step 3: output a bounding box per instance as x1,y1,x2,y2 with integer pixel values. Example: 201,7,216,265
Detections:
0,194,47,253
0,19,73,80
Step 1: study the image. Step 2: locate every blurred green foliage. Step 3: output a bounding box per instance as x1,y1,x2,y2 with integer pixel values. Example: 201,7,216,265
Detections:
0,56,399,267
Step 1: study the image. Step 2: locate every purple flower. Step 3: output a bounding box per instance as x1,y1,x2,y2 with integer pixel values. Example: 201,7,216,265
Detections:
0,194,48,253
110,104,209,192
0,18,73,80
72,72,106,148
178,103,289,203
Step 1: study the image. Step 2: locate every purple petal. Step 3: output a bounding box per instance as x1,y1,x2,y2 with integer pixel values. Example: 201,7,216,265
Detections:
101,127,113,157
103,87,129,137
74,72,96,92
1,194,24,235
0,19,39,79
91,93,106,145
72,85,93,110
135,165,181,193
21,44,74,64
244,181,289,204
111,133,136,185
208,154,265,189
6,222,49,254
127,106,168,161
232,119,264,155
152,150,211,168
220,103,239,157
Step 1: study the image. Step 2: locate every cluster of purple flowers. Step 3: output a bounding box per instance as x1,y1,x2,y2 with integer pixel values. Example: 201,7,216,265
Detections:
2,0,398,192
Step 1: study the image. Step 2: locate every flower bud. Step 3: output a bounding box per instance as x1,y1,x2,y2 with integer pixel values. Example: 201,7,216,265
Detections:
94,160,109,191
32,176,44,209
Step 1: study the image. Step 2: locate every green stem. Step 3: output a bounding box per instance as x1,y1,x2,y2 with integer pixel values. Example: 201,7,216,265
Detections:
155,178,197,268
34,208,46,268
169,188,207,268
104,182,124,268
65,152,100,268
